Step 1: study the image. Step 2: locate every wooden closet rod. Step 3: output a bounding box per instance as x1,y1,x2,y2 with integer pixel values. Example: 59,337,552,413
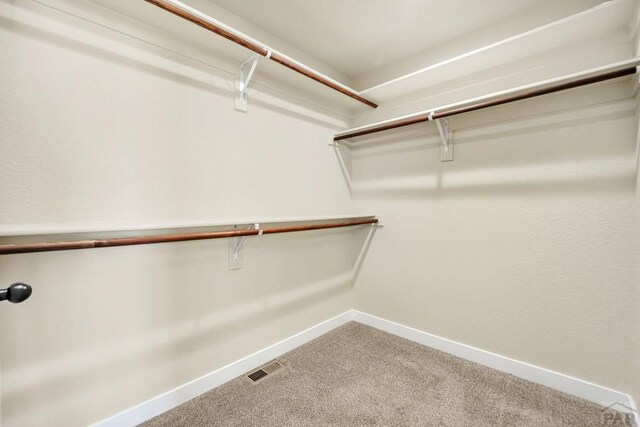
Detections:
334,65,638,141
144,0,378,109
0,218,378,255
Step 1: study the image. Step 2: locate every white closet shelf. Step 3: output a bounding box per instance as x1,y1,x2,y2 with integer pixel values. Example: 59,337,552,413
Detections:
359,0,636,102
335,59,640,142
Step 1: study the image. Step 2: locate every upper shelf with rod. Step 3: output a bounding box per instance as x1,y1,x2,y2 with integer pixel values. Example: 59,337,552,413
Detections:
334,59,640,146
143,0,378,109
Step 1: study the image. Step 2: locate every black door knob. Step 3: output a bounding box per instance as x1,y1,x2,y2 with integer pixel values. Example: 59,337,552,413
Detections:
0,283,32,303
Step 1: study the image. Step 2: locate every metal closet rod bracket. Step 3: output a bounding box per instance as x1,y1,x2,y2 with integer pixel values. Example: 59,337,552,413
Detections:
428,112,453,162
233,223,262,260
229,223,262,269
235,51,271,112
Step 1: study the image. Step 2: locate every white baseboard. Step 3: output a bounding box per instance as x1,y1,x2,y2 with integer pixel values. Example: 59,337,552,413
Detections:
93,311,355,427
352,311,637,417
95,310,637,426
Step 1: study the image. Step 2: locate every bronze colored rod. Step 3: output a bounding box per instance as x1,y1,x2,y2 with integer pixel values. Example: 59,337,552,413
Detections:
334,66,638,141
267,54,378,108
0,218,378,255
144,0,378,109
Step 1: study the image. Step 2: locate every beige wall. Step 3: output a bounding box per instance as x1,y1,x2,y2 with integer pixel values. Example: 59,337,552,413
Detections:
633,88,640,413
1,0,639,425
351,79,639,396
632,15,640,410
0,1,366,425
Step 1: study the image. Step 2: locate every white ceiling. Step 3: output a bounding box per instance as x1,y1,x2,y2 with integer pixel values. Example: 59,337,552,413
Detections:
212,0,604,80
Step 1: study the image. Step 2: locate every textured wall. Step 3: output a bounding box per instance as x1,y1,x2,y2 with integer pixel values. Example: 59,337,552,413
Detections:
0,1,364,425
633,91,640,414
351,79,639,397
1,0,639,425
632,23,640,412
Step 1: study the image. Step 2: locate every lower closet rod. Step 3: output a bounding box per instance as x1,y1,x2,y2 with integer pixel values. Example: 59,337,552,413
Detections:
0,218,378,255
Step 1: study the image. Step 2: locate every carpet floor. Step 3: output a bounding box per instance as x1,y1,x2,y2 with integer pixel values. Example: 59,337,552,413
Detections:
142,322,628,426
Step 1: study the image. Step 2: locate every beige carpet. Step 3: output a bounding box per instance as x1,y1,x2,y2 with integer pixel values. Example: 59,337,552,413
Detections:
142,322,629,426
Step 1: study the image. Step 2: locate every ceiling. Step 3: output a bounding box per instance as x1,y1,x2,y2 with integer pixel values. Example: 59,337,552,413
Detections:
212,0,605,80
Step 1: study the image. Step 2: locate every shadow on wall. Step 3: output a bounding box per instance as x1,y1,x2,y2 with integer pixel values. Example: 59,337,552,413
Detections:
1,1,347,130
339,89,638,199
0,227,376,423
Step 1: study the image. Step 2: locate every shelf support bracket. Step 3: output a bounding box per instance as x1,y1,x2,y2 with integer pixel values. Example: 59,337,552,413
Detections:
229,223,261,270
235,52,269,112
429,113,453,162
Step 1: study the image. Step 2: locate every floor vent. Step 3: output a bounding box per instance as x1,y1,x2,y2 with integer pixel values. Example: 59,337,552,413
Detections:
247,369,268,382
247,360,285,382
